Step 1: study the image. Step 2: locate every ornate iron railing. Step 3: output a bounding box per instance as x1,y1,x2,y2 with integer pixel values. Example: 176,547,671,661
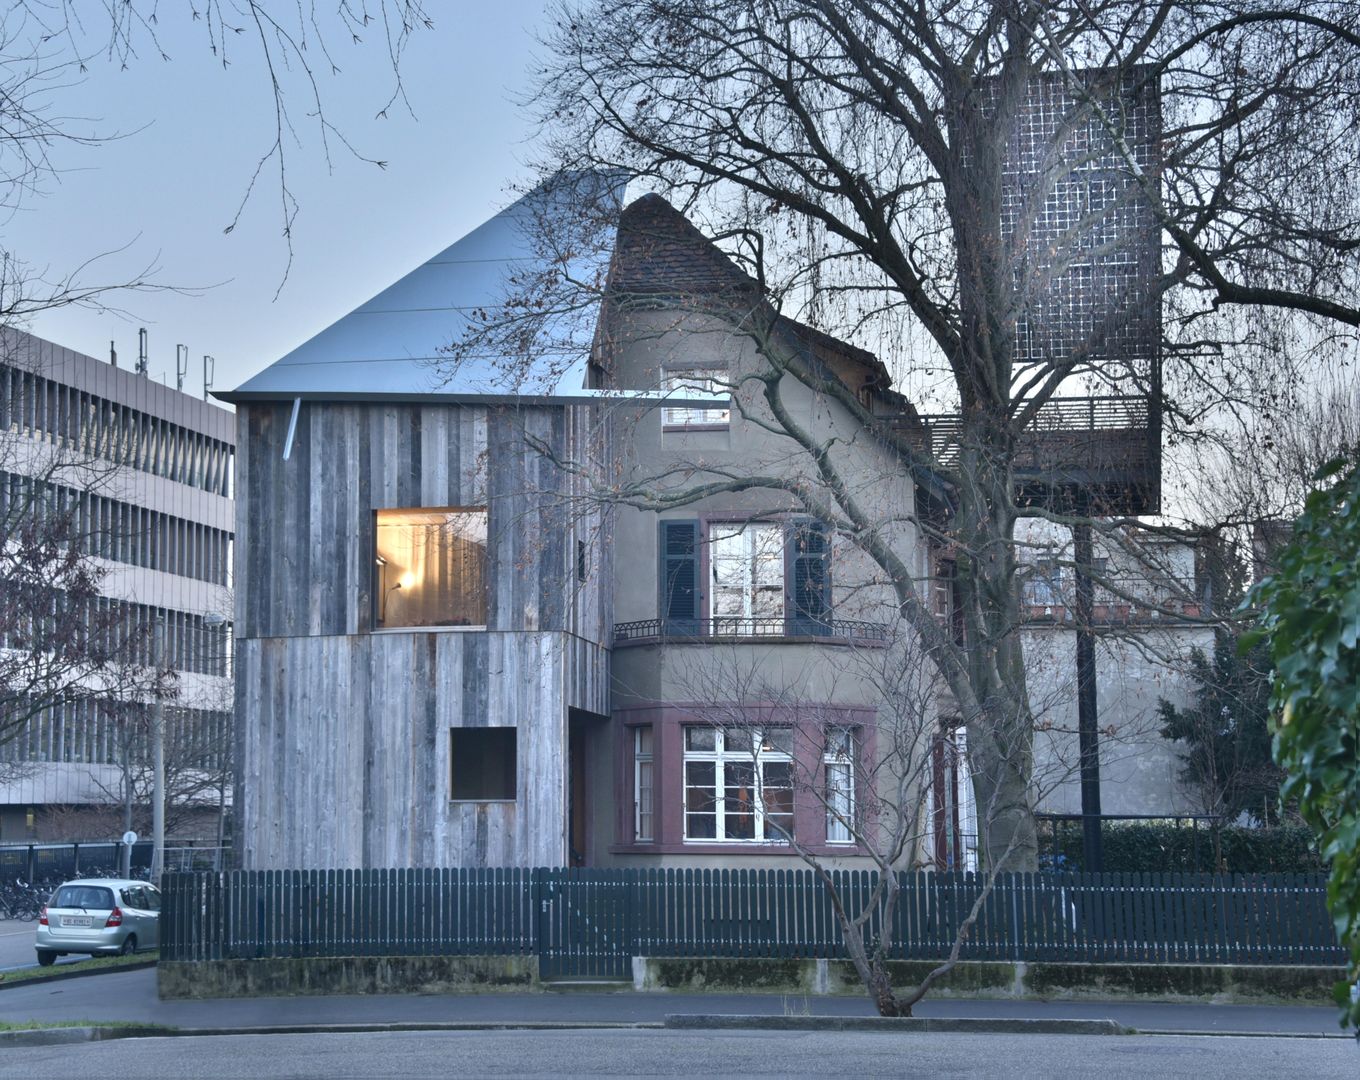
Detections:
612,617,890,644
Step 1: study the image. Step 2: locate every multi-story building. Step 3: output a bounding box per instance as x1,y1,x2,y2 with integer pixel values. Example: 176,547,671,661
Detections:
221,172,1209,873
0,328,234,842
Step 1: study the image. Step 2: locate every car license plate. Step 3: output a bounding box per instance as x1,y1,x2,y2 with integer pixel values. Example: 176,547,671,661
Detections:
61,915,92,927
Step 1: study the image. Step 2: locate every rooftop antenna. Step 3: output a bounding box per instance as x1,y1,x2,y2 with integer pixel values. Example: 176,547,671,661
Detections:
176,344,188,391
203,355,215,400
136,328,148,377
109,340,118,368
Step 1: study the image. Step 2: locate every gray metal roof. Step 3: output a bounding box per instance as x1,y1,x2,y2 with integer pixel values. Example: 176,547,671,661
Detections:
218,172,631,404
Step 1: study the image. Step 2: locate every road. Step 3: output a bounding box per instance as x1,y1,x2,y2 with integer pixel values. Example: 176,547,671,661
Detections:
0,1028,1355,1079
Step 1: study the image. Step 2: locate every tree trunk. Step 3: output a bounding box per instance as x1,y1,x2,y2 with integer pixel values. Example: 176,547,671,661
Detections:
948,420,1040,873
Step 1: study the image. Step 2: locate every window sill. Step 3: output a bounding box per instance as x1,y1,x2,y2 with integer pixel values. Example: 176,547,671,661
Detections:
609,841,866,857
372,625,488,634
449,798,517,805
661,423,730,433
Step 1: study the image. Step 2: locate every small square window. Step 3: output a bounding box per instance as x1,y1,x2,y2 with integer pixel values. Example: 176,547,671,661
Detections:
450,728,517,801
662,368,730,427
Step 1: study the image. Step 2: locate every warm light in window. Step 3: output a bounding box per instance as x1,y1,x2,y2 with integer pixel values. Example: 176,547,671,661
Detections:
375,507,488,628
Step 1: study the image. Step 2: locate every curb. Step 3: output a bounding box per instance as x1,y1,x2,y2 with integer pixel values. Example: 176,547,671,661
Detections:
0,959,157,992
662,1014,1130,1035
0,1021,662,1047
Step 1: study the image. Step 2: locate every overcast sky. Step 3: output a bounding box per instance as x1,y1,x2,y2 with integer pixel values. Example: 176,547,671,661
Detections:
11,5,554,403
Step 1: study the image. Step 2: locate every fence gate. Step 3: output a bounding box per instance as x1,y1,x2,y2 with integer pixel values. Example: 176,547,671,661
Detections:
536,870,633,980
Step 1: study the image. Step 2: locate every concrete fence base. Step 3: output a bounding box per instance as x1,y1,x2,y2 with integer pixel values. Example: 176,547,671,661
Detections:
635,957,1344,1006
159,954,1344,1004
158,955,539,1000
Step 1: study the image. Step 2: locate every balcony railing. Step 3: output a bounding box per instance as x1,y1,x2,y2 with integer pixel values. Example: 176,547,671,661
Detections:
904,394,1154,469
613,617,891,645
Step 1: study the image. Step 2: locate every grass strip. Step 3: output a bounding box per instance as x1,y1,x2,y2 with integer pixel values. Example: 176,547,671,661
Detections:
0,951,156,986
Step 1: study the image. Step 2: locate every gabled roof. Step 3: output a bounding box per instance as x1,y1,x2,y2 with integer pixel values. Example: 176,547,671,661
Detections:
609,193,895,398
216,172,628,404
218,176,893,413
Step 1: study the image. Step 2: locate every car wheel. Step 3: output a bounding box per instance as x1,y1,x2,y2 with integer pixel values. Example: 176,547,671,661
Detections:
36,950,57,967
119,934,137,956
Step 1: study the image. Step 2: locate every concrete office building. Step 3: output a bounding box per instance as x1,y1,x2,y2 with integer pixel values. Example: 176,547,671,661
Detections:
0,328,234,842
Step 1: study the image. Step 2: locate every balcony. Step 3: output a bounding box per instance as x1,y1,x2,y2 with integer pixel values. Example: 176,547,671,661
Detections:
612,617,890,647
896,395,1160,515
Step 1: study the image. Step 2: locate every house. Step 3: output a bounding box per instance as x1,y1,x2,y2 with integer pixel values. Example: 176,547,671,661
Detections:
0,328,234,843
219,175,1212,873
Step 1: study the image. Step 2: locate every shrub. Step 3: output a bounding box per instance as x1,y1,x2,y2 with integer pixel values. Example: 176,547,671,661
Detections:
1042,821,1324,875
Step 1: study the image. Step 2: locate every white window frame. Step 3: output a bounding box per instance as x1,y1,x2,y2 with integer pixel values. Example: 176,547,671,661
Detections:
633,727,654,842
662,367,731,428
824,728,856,844
682,726,794,843
708,521,785,633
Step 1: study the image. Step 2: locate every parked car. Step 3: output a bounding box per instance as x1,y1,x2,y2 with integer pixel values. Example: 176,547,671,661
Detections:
35,878,160,965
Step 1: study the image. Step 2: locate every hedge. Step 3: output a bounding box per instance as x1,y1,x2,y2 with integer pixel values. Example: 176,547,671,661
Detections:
1041,821,1325,874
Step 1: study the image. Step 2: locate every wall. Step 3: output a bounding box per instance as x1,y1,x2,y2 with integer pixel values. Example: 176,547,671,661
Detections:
234,400,610,869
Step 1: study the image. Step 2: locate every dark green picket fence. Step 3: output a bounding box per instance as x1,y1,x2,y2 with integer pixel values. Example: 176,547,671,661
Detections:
160,868,1345,976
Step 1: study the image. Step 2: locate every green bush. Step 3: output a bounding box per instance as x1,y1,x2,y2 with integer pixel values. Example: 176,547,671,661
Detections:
1042,821,1325,875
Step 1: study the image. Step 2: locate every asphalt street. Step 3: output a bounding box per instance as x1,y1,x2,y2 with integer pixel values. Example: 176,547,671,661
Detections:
0,1028,1356,1079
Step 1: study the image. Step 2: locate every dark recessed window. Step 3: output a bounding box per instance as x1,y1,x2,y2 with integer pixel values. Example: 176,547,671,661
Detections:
450,727,517,801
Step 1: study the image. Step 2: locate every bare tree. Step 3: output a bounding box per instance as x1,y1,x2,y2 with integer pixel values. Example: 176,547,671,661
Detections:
664,624,1087,1015
441,1,1359,870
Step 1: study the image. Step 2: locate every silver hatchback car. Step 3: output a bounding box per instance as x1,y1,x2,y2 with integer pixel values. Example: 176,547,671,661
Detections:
35,878,160,965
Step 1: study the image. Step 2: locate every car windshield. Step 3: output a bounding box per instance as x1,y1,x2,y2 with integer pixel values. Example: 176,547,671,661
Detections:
51,885,115,910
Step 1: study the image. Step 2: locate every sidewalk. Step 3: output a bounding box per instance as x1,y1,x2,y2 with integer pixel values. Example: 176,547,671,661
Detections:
0,967,1349,1037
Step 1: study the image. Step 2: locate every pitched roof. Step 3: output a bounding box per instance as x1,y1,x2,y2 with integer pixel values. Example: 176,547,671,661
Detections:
216,172,627,403
219,177,893,410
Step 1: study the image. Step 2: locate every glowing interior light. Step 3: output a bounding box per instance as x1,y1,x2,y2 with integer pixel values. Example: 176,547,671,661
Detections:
398,571,416,590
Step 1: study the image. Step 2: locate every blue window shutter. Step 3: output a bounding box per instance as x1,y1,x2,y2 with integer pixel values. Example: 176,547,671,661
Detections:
659,520,701,634
790,521,831,635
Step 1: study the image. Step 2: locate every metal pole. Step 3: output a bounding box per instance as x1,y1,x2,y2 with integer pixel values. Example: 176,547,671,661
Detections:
1073,521,1104,872
151,618,166,885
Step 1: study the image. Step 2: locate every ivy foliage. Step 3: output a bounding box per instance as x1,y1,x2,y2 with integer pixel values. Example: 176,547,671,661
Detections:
1247,458,1360,1027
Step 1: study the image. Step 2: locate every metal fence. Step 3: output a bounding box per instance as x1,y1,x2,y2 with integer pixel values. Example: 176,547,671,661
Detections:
161,868,1346,977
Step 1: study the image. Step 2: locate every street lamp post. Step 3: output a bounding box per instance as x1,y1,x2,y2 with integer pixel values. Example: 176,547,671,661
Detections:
203,611,229,872
150,617,166,886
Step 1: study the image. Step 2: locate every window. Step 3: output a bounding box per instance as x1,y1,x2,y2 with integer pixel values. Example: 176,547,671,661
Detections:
928,725,978,872
633,727,654,842
662,367,730,427
683,726,793,842
1024,558,1065,608
450,727,516,801
375,508,488,628
709,522,784,632
824,728,855,844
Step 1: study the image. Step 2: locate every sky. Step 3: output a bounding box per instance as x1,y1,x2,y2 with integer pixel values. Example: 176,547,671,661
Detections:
9,3,557,403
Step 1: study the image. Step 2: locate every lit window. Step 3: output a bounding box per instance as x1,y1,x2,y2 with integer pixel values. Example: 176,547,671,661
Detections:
824,728,855,844
375,508,487,628
709,522,784,633
662,368,730,427
683,726,793,842
450,728,516,801
634,727,654,842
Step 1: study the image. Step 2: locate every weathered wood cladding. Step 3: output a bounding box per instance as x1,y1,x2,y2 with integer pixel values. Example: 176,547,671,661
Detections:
236,631,609,869
233,400,612,870
235,401,610,644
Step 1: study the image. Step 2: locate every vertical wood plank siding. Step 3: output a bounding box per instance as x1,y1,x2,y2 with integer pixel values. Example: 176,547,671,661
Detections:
235,402,611,870
162,870,1345,968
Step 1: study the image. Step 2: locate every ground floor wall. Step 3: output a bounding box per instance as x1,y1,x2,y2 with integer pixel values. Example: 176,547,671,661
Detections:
235,629,609,870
